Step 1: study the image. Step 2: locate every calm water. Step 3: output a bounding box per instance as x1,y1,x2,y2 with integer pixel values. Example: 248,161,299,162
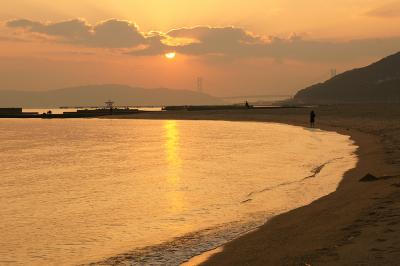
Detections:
0,119,357,265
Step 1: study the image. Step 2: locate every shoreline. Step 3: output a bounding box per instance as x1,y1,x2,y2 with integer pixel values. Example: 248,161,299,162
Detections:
190,126,390,265
182,124,359,266
105,105,400,265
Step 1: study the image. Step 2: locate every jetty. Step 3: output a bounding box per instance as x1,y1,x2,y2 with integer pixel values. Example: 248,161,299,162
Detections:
0,101,139,118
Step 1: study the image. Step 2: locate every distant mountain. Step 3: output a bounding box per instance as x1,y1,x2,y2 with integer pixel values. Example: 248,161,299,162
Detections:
0,85,224,108
294,52,400,104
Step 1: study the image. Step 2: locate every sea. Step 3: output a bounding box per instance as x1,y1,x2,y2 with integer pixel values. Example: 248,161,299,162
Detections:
0,119,357,265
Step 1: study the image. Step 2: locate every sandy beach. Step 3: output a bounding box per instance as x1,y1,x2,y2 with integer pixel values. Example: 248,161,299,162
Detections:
107,104,400,265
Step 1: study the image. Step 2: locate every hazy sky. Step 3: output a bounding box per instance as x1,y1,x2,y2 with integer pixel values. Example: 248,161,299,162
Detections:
1,0,400,96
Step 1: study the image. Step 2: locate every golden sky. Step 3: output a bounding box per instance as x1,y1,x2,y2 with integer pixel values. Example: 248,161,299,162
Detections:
1,0,400,95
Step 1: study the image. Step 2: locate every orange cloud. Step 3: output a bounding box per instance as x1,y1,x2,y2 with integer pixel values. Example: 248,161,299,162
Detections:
366,2,400,18
5,18,400,63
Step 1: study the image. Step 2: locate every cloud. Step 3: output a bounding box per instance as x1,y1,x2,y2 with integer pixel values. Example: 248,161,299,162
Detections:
6,18,147,48
166,27,400,62
5,18,400,62
132,26,400,63
168,26,261,45
248,37,400,62
366,2,400,18
127,32,169,56
91,19,146,48
126,26,262,57
166,26,262,56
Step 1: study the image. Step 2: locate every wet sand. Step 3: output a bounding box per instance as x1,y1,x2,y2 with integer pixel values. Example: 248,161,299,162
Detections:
108,104,400,265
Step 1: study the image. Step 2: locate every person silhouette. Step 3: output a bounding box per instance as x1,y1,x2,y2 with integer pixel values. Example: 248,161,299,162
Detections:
245,101,250,109
310,110,316,128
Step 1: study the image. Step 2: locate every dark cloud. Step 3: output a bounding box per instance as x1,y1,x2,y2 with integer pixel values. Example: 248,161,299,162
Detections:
5,19,400,62
6,19,43,29
91,19,146,48
141,26,400,62
168,26,260,45
166,26,261,56
126,32,168,56
7,19,91,39
6,18,146,48
168,27,400,62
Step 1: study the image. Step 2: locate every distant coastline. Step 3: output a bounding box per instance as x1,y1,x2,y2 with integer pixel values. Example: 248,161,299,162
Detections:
0,104,305,119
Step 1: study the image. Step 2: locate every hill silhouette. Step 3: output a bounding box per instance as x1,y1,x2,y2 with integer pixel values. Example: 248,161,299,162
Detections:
0,84,224,108
294,52,400,103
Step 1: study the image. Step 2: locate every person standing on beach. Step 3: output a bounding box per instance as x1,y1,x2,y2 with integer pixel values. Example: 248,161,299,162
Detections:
310,110,316,128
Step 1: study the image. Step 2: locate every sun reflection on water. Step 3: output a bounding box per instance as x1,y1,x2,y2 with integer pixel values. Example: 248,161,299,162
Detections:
164,121,184,214
165,120,181,172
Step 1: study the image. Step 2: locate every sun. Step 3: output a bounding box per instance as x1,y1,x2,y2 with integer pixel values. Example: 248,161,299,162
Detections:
165,52,176,59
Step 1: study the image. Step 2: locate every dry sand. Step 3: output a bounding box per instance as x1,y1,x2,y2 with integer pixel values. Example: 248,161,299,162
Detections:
108,104,400,265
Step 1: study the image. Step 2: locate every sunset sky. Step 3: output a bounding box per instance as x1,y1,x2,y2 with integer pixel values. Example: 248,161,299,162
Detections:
1,0,400,96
